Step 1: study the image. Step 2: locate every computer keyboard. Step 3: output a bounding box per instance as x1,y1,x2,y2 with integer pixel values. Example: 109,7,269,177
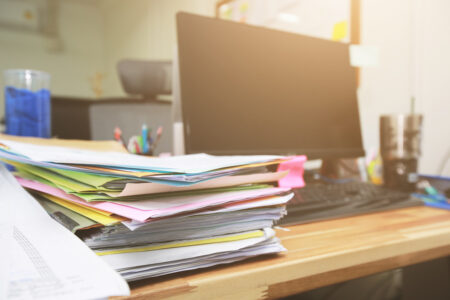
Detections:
279,181,423,226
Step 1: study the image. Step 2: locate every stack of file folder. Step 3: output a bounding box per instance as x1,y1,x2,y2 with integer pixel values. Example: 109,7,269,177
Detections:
0,138,294,281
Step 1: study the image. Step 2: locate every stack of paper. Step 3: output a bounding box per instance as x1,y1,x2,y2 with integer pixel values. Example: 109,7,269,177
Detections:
0,138,293,281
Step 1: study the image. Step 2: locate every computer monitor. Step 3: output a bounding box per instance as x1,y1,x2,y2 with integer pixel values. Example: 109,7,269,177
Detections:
176,13,364,160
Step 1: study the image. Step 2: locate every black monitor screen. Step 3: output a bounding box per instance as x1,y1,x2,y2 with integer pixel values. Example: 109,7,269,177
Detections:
176,13,364,159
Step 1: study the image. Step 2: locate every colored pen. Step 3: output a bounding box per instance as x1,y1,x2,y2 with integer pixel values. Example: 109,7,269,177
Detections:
142,124,148,154
136,136,144,154
127,137,135,153
127,136,141,154
147,128,153,147
134,139,141,154
114,126,126,147
151,126,163,152
418,180,440,196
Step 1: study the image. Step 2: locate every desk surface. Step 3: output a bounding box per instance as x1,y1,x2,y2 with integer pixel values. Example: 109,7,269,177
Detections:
116,206,450,300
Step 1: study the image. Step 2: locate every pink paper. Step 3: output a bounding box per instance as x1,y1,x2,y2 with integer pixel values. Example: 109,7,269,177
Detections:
124,187,290,219
17,177,152,221
17,177,290,222
277,155,307,188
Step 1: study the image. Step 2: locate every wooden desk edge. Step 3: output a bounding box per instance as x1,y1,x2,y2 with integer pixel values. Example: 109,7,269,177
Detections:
115,244,450,300
112,207,450,300
266,244,450,299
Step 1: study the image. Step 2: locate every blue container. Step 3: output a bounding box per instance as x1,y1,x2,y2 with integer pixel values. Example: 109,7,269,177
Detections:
4,69,51,138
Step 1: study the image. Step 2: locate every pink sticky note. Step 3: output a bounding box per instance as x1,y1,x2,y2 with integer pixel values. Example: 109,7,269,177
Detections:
277,155,307,188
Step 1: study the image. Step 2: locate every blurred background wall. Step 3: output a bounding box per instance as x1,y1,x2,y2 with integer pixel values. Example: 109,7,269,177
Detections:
0,0,448,174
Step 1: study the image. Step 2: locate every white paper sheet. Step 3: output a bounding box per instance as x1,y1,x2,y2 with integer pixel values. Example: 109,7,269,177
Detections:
121,238,285,281
1,140,283,173
101,228,275,270
0,168,12,300
115,171,288,197
87,220,274,249
86,205,286,248
0,165,130,300
122,193,292,231
114,187,290,211
194,193,293,215
0,224,10,300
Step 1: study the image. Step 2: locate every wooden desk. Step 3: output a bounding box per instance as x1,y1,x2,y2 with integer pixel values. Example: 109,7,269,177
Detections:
117,206,450,299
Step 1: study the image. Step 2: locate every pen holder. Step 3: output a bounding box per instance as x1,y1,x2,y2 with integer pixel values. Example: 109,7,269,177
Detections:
4,69,51,138
116,125,163,156
127,135,154,156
